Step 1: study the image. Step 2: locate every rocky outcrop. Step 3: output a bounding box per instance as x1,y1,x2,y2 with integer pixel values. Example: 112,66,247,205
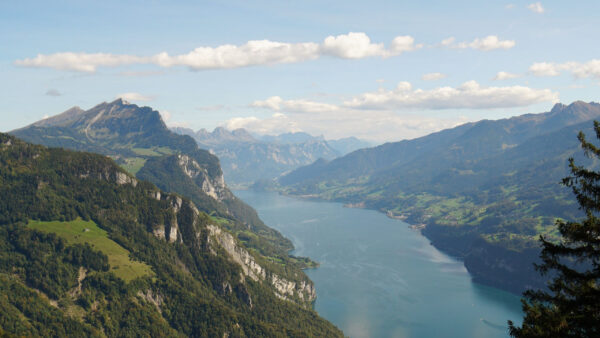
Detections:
137,289,164,313
146,191,316,303
206,224,316,303
207,224,266,281
115,171,137,186
177,154,227,201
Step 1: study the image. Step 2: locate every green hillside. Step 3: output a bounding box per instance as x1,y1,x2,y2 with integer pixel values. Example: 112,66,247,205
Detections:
27,218,153,282
0,133,342,336
279,101,600,293
11,99,314,270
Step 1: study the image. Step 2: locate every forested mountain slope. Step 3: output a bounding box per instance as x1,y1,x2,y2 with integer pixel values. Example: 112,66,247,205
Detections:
280,101,600,293
0,133,342,336
12,99,311,270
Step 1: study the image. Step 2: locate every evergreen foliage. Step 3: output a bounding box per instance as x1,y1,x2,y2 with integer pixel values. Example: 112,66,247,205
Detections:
0,133,342,337
509,121,600,337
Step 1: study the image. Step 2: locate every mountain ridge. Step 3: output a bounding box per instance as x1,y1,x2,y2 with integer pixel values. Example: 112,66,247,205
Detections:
279,100,600,294
0,132,342,336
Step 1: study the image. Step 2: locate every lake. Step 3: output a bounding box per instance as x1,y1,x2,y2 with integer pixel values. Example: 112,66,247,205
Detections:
236,190,523,338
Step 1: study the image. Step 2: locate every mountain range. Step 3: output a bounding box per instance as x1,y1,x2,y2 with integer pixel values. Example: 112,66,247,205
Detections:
0,132,341,336
12,99,301,264
279,101,600,293
5,99,344,334
172,126,371,186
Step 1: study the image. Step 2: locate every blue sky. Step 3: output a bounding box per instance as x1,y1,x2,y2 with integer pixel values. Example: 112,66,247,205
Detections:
2,0,600,142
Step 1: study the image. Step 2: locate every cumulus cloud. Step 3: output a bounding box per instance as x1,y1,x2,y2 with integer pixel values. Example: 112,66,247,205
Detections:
15,32,423,73
529,59,600,78
343,80,558,110
45,88,62,97
224,105,466,142
442,35,516,51
152,40,320,69
320,32,385,58
15,53,145,72
493,71,521,80
251,96,339,113
117,92,155,102
235,81,558,141
527,2,544,13
422,72,446,81
159,110,172,122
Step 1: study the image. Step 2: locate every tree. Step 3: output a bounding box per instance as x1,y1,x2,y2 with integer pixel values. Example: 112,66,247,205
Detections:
509,121,600,337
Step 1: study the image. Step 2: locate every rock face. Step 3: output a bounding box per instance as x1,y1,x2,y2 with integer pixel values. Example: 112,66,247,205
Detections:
148,196,315,304
206,224,266,281
115,171,137,186
177,154,228,201
205,224,316,303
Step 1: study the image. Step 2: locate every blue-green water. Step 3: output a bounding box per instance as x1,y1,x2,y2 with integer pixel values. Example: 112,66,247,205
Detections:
236,190,523,338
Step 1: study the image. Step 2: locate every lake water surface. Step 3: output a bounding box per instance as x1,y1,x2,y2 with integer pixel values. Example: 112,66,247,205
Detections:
236,190,523,338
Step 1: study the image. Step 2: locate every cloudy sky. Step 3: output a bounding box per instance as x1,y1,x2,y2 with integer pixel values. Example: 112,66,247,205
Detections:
2,1,600,142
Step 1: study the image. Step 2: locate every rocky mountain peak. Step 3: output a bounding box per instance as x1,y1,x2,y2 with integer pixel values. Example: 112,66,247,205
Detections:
31,106,85,127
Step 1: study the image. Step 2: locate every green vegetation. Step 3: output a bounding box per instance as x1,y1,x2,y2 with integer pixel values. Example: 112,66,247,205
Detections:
119,157,146,175
27,218,153,282
509,121,600,337
12,99,317,273
0,132,342,337
280,101,600,293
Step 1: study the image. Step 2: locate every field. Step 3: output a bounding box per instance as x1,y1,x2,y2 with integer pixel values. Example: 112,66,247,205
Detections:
27,218,153,282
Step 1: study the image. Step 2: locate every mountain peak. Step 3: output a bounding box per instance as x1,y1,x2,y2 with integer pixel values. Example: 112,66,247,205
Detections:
31,106,85,127
550,103,568,114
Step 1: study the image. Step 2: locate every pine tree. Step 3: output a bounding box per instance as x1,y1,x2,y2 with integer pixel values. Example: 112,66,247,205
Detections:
509,121,600,337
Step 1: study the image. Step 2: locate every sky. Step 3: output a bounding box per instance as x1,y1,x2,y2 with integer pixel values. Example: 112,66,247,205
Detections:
2,0,600,142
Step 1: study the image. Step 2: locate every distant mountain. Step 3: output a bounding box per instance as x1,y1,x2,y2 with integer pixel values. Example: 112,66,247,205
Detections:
326,136,373,155
172,127,340,186
0,133,341,336
259,131,322,144
11,99,313,275
280,101,600,293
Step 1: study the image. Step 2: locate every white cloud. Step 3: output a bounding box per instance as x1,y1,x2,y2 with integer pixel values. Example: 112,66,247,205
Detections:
224,105,465,142
15,32,423,73
441,37,455,47
159,110,172,122
505,4,515,9
529,62,562,76
422,72,446,81
15,52,145,72
252,96,339,113
117,92,155,102
236,81,558,141
389,35,423,55
445,35,516,51
529,60,600,78
493,71,521,80
320,32,385,59
344,80,558,110
527,2,544,13
153,40,320,69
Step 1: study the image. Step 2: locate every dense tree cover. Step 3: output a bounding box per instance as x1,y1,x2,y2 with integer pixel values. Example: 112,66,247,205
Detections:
12,98,317,271
509,122,600,337
0,133,342,337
